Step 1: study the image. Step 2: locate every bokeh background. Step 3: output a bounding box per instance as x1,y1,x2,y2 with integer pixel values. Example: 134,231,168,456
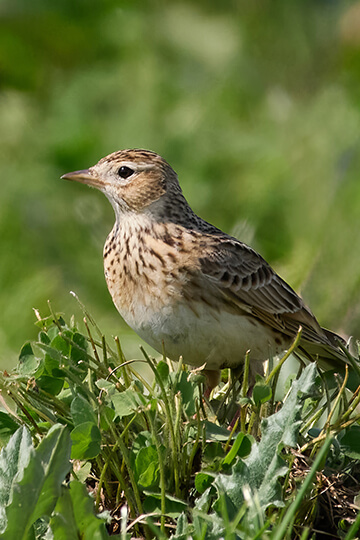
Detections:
1,0,360,369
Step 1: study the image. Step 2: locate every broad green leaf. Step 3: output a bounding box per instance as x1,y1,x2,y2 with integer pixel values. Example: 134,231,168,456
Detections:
252,383,272,406
131,431,153,461
173,512,192,539
19,342,33,359
28,425,72,523
50,334,71,356
204,421,234,442
134,445,160,489
38,331,50,345
0,425,71,538
37,343,62,363
195,472,214,494
18,342,41,376
36,375,64,396
0,411,20,443
72,461,92,484
203,441,225,464
49,481,110,540
42,354,65,377
48,486,78,540
70,395,97,426
110,387,144,418
143,492,188,519
95,379,116,393
339,426,360,459
70,422,101,459
212,364,318,519
222,432,252,466
18,359,40,378
0,426,33,532
69,481,111,539
69,332,88,362
99,406,115,431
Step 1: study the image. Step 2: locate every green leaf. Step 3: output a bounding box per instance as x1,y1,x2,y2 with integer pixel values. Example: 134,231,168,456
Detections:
173,370,199,416
110,387,144,418
28,425,72,523
0,426,33,529
36,375,64,396
50,334,71,356
34,315,56,330
212,364,318,520
252,383,272,406
38,331,50,345
222,432,252,466
339,426,360,459
19,342,34,359
47,486,78,540
42,354,64,377
204,421,234,442
0,411,20,443
143,492,188,519
238,397,252,406
72,461,92,484
0,425,71,538
70,422,101,460
156,360,169,382
69,481,112,538
195,472,214,494
37,343,62,363
96,379,116,394
18,342,40,376
49,481,110,539
134,445,160,489
99,406,115,431
173,512,193,540
132,431,153,459
70,395,97,426
69,332,88,362
203,441,225,464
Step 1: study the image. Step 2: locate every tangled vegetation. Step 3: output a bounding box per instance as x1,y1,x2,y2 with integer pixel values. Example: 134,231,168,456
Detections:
0,300,359,539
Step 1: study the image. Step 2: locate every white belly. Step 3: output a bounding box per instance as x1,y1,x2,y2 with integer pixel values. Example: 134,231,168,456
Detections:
121,298,287,372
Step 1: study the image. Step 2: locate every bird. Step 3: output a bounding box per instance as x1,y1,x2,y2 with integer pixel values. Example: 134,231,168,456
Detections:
61,149,354,389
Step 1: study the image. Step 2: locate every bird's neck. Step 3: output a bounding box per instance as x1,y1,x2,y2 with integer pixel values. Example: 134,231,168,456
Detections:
110,191,220,239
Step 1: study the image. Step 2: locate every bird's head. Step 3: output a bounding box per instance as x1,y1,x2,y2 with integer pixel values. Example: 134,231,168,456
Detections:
61,149,184,219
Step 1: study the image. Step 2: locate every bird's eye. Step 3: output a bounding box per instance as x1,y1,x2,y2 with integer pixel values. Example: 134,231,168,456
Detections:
118,166,134,179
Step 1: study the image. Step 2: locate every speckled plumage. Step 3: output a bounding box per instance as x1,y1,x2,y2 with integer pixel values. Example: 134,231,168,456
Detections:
62,149,350,384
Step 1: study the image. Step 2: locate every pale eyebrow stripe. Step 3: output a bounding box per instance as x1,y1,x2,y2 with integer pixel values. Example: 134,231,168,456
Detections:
117,161,155,171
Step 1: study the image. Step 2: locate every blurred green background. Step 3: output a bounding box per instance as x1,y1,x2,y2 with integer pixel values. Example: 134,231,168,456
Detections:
1,0,360,369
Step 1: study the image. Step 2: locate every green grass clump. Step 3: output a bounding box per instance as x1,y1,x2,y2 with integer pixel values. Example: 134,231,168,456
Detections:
0,304,359,539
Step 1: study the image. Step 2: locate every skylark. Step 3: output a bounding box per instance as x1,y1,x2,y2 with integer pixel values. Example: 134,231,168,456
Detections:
62,149,352,385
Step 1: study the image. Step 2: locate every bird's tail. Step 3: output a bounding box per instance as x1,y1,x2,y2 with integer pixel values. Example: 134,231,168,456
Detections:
300,327,360,389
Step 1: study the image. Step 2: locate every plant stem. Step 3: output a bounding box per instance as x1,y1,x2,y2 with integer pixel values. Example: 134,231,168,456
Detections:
265,327,302,385
140,347,180,496
147,410,166,534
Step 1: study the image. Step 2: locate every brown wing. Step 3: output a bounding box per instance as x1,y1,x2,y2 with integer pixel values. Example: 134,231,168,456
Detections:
195,234,340,351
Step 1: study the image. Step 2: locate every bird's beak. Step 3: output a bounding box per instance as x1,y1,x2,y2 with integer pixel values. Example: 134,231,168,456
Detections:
61,169,105,189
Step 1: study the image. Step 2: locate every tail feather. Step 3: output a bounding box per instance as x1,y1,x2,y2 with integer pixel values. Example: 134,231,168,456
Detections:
299,327,360,389
322,327,347,349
